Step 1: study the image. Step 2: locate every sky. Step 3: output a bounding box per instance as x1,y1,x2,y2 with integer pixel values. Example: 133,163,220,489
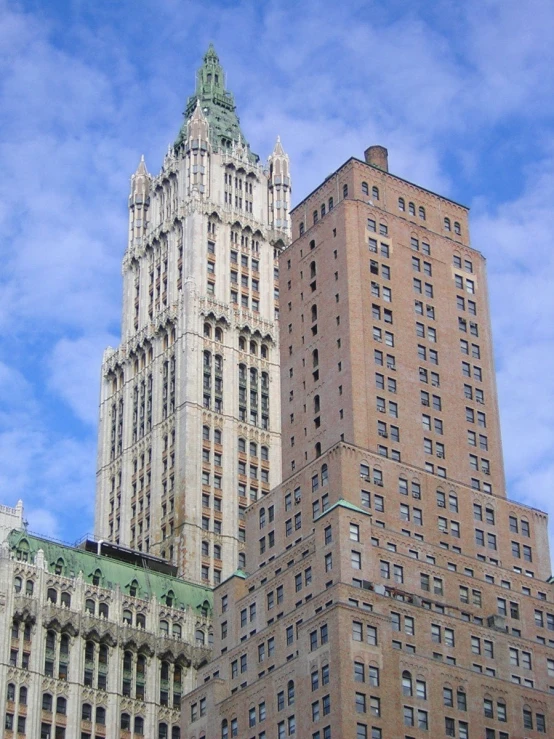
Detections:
0,0,552,566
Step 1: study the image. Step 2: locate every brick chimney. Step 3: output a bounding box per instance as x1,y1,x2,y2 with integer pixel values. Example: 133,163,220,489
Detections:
364,145,389,172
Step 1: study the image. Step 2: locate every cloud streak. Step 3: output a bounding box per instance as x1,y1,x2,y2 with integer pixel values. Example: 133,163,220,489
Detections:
0,0,552,566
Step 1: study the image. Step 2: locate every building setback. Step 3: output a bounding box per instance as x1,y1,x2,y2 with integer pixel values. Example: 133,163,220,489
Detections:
95,45,290,584
182,148,553,739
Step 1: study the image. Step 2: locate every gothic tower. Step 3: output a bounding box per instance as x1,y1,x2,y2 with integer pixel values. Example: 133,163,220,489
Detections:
95,46,291,584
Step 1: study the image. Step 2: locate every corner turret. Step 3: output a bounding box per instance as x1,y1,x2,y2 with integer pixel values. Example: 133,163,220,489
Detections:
267,136,291,237
128,156,151,248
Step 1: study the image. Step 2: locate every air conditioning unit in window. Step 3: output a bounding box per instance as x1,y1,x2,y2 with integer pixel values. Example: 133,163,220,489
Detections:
375,481,384,487
431,381,439,387
437,452,444,458
378,431,388,438
476,398,484,404
422,399,430,406
387,365,396,371
378,408,386,413
486,614,507,631
484,471,490,475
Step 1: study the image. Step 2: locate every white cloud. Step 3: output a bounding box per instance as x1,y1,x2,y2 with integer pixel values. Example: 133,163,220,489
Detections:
0,0,552,569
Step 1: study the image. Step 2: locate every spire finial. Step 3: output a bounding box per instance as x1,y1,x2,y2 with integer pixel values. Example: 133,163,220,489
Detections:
273,135,285,156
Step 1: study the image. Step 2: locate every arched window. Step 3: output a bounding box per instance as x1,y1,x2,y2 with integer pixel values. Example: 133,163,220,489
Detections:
299,222,305,236
204,322,212,338
129,579,139,597
222,719,229,739
196,629,205,645
312,349,319,368
215,327,223,342
287,680,295,704
121,712,131,730
14,576,22,593
239,337,246,351
313,210,318,224
457,689,467,710
160,620,169,635
46,630,56,650
47,587,57,604
123,609,132,625
92,569,102,586
402,671,412,696
123,651,133,672
418,206,426,220
19,686,27,705
372,186,379,200
408,202,416,216
259,508,266,528
321,464,329,485
444,217,451,231
343,184,348,198
238,552,246,569
166,590,175,607
172,728,181,739
60,633,70,657
398,197,405,211
361,182,369,196
311,304,318,324
310,261,317,278
203,350,211,369
173,623,182,638
99,602,109,619
136,612,146,629
99,645,108,665
314,395,320,413
454,221,461,235
56,697,67,715
250,341,257,355
85,599,95,615
82,703,92,721
42,693,53,712
61,591,71,608
238,437,246,453
315,442,322,458
261,445,269,460
6,683,15,701
90,705,104,724
261,344,268,358
250,441,258,457
202,540,210,556
54,558,64,575
135,716,144,734
25,580,34,595
329,197,334,210
159,722,169,739
321,203,326,218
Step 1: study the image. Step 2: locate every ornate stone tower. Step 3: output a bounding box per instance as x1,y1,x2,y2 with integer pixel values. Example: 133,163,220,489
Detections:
95,46,290,584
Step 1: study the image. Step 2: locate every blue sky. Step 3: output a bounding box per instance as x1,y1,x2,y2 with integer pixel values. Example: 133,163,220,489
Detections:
0,0,553,564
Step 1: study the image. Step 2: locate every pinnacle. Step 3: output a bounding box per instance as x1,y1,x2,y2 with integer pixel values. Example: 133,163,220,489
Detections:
135,154,148,176
204,42,219,62
273,135,285,156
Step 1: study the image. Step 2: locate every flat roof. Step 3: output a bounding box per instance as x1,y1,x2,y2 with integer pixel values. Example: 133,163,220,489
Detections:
290,156,469,214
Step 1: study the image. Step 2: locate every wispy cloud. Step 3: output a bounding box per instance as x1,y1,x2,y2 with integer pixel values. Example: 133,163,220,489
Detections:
0,0,552,566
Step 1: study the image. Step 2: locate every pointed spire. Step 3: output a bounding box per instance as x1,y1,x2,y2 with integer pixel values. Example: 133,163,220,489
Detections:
135,154,149,176
174,47,259,163
273,135,285,156
204,42,219,63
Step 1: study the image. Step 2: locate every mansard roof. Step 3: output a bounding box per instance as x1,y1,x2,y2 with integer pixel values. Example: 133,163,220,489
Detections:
8,530,212,614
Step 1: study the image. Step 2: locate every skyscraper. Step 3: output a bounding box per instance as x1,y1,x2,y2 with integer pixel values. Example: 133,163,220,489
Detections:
95,46,290,584
182,147,553,738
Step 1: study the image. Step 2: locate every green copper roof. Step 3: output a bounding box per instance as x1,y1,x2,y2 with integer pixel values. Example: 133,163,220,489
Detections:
174,44,258,162
313,498,371,522
8,530,212,614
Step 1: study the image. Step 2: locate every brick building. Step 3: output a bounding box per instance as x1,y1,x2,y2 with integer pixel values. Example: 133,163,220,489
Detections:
182,147,553,739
